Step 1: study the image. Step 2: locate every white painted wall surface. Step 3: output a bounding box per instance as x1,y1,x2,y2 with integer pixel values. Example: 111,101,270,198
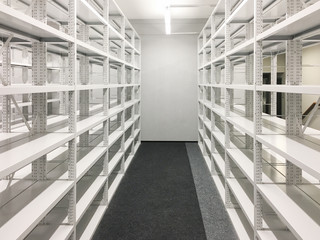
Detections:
139,34,198,141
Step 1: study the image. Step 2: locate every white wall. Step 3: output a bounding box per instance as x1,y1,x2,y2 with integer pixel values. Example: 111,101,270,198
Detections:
263,44,320,130
133,20,204,141
302,44,320,130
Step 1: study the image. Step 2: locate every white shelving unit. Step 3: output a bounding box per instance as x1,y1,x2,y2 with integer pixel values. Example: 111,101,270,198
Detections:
0,0,141,239
198,0,320,239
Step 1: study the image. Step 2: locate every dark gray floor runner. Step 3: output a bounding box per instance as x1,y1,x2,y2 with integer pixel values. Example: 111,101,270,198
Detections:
185,143,238,240
93,142,207,240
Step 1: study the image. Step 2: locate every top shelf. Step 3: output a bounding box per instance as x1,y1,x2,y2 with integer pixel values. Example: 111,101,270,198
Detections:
199,0,320,56
0,3,74,42
0,0,141,60
258,1,320,41
227,0,277,24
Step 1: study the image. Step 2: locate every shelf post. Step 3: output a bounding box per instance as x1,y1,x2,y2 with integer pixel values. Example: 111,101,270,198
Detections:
137,102,141,144
22,48,29,121
4,0,11,6
59,57,68,115
79,24,89,43
224,0,235,210
131,31,136,66
285,0,303,184
225,183,237,208
1,39,11,133
137,37,141,67
101,0,110,207
102,180,109,206
67,0,77,238
253,0,264,236
210,38,217,107
137,42,141,144
271,54,277,116
130,126,135,155
210,135,217,175
79,55,90,147
79,24,90,147
245,54,254,149
210,15,216,51
103,120,109,173
31,0,48,181
103,3,109,115
216,66,221,104
119,133,125,173
117,66,125,107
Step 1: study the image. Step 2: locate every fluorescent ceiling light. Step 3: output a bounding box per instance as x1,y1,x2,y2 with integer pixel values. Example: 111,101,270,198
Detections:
164,0,171,35
164,6,171,35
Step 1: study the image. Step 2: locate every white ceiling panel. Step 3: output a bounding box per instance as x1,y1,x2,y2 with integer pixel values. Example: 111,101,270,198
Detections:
114,0,216,19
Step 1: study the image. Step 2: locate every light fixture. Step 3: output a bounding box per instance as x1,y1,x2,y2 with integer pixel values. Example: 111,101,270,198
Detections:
164,0,171,35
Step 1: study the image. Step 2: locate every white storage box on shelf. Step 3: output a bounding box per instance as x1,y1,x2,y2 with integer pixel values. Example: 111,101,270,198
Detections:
0,0,141,239
198,0,320,239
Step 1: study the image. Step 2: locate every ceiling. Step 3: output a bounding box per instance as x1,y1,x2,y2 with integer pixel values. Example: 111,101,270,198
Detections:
114,0,216,20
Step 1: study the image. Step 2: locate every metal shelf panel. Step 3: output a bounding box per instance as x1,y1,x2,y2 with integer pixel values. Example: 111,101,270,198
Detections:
257,134,320,180
77,205,107,240
225,84,254,90
257,230,295,240
257,184,320,240
0,180,73,240
0,3,74,42
75,176,107,223
258,1,320,41
227,208,252,240
108,173,124,201
256,84,320,94
124,140,140,170
0,85,75,95
108,152,123,175
227,0,275,24
27,224,73,240
227,178,254,227
58,147,107,181
0,0,141,238
0,133,74,179
199,0,320,238
226,38,254,57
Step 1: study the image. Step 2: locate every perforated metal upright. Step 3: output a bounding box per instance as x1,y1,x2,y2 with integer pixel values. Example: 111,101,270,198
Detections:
60,56,68,115
67,0,77,238
224,0,234,209
253,0,264,237
1,37,11,133
0,0,141,238
270,54,277,116
285,0,303,185
22,48,29,121
198,0,320,239
31,0,48,181
1,0,13,134
102,0,110,206
79,25,90,147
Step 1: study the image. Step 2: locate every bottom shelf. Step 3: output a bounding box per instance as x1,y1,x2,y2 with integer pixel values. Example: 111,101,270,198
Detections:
199,135,315,240
257,183,320,240
227,208,252,240
0,180,74,240
257,230,295,240
25,208,73,240
22,138,141,240
77,205,107,240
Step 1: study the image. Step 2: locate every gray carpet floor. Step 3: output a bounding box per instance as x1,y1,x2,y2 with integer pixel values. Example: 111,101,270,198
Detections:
186,142,238,240
93,142,237,240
